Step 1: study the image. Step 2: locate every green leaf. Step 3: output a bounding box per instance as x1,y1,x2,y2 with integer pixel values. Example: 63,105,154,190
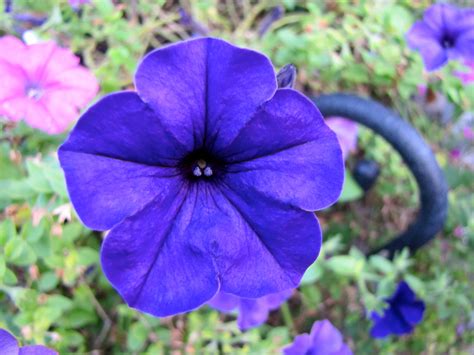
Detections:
326,255,364,277
3,268,18,285
38,272,59,292
77,247,99,266
339,169,363,202
4,237,24,261
369,255,395,274
341,64,369,83
0,255,6,281
25,160,52,193
6,239,36,266
0,219,16,246
63,309,97,328
301,261,323,285
405,274,425,295
62,223,84,243
46,295,74,312
127,322,149,352
0,179,36,200
383,5,413,35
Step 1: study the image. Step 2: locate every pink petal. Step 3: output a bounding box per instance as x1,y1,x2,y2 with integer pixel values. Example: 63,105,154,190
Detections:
46,66,99,108
325,117,359,160
23,42,76,83
24,96,76,134
0,97,30,122
32,44,80,82
0,35,27,65
0,63,27,116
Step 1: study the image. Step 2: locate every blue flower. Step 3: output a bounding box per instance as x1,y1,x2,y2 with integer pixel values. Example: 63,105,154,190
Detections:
406,4,474,71
283,319,352,355
58,37,344,317
208,289,292,330
370,281,425,338
0,328,56,355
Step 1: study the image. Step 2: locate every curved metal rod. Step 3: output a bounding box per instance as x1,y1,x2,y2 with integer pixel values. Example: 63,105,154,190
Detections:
312,93,448,257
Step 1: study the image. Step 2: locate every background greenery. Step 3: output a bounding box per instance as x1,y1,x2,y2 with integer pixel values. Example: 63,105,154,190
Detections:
0,0,473,353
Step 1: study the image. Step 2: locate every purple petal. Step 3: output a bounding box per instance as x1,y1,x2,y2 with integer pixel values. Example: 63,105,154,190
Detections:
419,42,448,71
135,38,276,151
405,21,448,71
370,312,391,339
208,292,240,312
237,290,292,330
134,39,207,149
19,345,57,355
237,298,272,330
0,329,19,355
422,4,458,34
204,39,277,150
455,9,474,34
263,289,293,309
214,184,321,297
209,290,291,330
101,184,220,317
101,171,317,316
222,89,343,211
454,29,474,62
370,308,412,338
283,334,312,355
399,301,425,325
58,92,185,231
406,21,441,49
390,281,416,304
310,320,349,355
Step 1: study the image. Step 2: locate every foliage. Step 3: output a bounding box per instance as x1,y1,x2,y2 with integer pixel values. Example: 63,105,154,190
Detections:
0,0,473,353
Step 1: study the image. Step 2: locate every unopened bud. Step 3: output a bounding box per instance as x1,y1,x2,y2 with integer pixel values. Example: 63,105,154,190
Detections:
277,64,297,89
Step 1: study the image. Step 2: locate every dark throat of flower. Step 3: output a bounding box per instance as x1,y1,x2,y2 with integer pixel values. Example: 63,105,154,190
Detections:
441,34,455,49
179,148,226,182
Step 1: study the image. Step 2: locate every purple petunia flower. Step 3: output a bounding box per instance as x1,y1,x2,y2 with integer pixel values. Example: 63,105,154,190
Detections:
0,328,57,355
283,319,352,355
258,6,284,38
178,7,209,37
406,3,474,71
208,289,292,330
58,37,344,317
370,281,425,338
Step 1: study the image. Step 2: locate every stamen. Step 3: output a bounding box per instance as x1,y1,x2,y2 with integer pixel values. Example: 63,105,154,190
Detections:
193,166,202,177
25,84,43,101
197,159,207,169
203,166,213,177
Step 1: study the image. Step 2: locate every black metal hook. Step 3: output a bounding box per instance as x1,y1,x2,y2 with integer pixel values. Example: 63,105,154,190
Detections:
312,93,448,258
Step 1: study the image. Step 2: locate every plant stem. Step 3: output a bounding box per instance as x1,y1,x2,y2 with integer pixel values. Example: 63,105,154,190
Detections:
280,302,295,334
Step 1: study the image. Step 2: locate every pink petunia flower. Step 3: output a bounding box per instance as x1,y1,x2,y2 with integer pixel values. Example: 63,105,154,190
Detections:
463,126,474,141
453,226,465,238
326,117,358,160
455,61,474,85
0,36,98,134
68,0,91,7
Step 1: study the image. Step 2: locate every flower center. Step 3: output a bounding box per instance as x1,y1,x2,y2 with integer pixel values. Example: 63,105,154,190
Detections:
441,35,454,49
192,159,213,177
180,149,224,181
25,83,43,101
